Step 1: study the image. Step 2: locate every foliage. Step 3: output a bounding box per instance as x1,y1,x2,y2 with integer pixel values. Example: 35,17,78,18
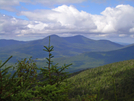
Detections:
0,36,73,101
1,36,134,101
13,57,39,89
27,36,73,101
0,56,36,101
66,59,134,101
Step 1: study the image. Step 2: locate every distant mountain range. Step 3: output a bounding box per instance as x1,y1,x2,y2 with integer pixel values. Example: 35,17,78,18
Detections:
1,34,134,76
51,43,134,73
0,34,123,63
114,42,131,46
0,39,26,48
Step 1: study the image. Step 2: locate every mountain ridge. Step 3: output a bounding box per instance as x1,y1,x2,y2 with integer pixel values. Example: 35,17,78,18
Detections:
0,34,123,63
51,43,134,73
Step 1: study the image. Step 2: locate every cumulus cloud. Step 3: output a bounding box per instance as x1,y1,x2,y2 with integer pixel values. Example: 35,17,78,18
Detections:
19,5,97,35
90,4,134,35
0,14,30,37
1,4,134,40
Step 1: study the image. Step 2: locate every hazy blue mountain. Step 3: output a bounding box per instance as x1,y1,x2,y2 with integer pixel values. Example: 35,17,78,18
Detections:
0,34,123,63
115,42,132,46
50,44,134,73
0,39,26,48
62,35,123,52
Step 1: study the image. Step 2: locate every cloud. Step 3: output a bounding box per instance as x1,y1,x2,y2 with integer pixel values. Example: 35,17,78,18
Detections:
0,0,86,11
1,4,134,40
91,0,107,3
31,0,86,5
90,4,134,35
0,14,30,37
0,0,31,11
19,5,97,35
0,0,19,11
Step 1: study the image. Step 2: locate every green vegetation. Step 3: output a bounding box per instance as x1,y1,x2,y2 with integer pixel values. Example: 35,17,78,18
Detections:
0,56,37,101
1,36,134,101
0,36,73,101
66,59,134,101
35,59,134,101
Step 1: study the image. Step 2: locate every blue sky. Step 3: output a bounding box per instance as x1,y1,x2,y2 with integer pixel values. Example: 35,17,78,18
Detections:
0,0,134,43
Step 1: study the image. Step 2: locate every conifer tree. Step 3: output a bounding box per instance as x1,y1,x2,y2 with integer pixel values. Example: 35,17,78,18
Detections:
28,36,73,101
13,57,38,89
0,56,39,101
0,36,73,101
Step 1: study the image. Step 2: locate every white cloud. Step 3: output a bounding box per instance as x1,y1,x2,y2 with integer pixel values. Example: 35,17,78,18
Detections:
0,14,30,36
90,4,134,34
1,4,134,40
27,21,48,30
19,5,97,35
129,27,134,32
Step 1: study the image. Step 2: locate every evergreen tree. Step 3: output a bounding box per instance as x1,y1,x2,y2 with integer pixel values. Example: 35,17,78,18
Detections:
0,36,73,101
27,36,73,101
0,56,37,101
13,57,38,89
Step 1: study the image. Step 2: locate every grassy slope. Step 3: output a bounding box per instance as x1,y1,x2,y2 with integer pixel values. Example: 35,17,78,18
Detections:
64,59,134,101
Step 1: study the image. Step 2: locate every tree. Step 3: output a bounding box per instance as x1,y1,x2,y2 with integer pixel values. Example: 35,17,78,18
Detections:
0,56,37,101
27,36,73,101
13,57,38,89
0,36,73,101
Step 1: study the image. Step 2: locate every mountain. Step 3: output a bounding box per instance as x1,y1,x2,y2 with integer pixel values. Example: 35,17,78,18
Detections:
115,42,132,46
62,35,123,52
50,44,134,73
0,39,26,48
0,34,123,63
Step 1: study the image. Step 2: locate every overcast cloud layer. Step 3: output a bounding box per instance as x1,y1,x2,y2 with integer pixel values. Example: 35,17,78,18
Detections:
0,0,134,41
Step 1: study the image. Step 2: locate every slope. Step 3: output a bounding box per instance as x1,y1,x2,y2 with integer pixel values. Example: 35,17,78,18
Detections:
66,59,134,101
51,44,134,73
25,59,134,101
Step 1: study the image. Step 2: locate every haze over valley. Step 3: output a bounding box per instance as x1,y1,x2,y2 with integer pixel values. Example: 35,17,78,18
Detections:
0,34,134,74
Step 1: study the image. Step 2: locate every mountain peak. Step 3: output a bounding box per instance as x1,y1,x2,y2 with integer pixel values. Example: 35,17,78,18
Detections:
46,34,60,38
42,34,60,40
50,34,59,37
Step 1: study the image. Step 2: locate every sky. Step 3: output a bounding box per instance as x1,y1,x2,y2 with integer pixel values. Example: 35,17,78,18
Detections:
0,0,134,43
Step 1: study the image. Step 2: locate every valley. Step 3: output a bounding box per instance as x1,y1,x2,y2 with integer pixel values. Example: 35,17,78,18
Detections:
0,34,125,74
1,35,134,100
